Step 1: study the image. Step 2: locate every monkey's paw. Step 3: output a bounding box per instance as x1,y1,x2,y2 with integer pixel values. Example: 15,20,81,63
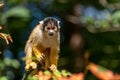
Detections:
25,62,37,70
30,62,37,69
49,64,58,72
25,65,30,70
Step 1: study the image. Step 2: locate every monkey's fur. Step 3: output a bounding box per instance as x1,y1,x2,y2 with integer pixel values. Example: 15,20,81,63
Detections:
25,17,60,71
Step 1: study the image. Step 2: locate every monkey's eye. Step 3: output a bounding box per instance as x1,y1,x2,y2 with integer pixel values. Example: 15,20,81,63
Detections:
47,27,50,30
52,27,55,30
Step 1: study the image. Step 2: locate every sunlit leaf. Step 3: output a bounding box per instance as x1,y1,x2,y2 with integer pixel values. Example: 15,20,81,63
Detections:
99,20,109,28
53,70,62,78
44,70,51,75
112,11,120,25
28,75,38,80
0,76,9,80
84,17,94,24
112,11,120,21
61,70,71,77
94,20,109,28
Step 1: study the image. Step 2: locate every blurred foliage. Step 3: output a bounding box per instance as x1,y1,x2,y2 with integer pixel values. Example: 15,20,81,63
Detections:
0,6,30,24
26,63,120,80
0,58,20,80
27,70,84,80
0,0,120,80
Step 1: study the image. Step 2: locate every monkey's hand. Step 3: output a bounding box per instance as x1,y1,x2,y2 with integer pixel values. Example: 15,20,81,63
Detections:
49,64,58,72
32,46,45,62
25,62,37,70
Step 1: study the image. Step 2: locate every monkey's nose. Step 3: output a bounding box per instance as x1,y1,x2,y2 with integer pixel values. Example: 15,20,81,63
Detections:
48,32,54,36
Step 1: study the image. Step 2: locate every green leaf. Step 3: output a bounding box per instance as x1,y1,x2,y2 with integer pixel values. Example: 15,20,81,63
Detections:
98,66,106,72
28,75,38,80
94,20,109,28
3,58,12,66
112,11,120,22
99,20,109,28
11,59,20,69
53,70,62,78
84,17,94,24
0,76,9,80
1,6,30,24
0,61,5,71
61,70,71,77
44,70,51,75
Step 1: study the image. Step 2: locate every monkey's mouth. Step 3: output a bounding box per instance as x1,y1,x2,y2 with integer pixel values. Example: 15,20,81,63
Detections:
48,32,55,36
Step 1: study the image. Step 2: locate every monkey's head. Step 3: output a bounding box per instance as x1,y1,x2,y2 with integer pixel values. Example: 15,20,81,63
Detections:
39,17,60,38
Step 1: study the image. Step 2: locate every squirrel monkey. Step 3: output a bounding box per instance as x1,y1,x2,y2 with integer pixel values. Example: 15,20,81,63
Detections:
25,17,60,71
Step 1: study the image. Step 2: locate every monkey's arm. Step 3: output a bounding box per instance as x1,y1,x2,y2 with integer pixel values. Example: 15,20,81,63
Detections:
25,25,41,69
25,43,37,70
49,48,59,71
32,45,45,62
25,44,32,70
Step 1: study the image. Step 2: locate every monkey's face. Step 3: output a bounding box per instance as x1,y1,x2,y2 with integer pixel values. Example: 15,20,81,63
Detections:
40,17,60,38
43,23,59,38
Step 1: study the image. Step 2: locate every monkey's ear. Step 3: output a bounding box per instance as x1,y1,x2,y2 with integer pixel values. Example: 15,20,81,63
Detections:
57,21,60,24
57,21,61,29
39,21,44,24
39,21,44,29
